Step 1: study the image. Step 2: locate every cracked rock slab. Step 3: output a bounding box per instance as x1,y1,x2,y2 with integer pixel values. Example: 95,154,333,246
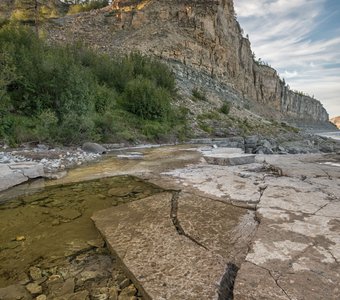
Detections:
234,157,340,300
163,165,262,207
92,192,256,300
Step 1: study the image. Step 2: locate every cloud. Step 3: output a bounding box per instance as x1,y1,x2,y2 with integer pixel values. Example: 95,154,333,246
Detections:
235,0,340,117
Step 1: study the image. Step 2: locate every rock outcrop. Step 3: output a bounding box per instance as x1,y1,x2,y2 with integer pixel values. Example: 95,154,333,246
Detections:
45,0,330,125
331,116,340,129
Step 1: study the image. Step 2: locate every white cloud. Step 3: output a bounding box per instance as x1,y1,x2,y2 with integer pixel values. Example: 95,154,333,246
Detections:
234,0,340,117
283,70,298,78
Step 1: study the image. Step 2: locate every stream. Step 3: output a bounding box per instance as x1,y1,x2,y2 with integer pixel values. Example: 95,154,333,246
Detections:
0,145,203,299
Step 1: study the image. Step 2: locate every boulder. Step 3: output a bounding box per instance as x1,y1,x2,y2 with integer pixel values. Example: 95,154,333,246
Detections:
0,284,32,300
82,142,107,154
8,162,44,178
0,164,28,192
254,146,274,155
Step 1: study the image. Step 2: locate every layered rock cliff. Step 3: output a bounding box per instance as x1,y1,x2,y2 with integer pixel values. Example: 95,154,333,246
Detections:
331,116,340,129
45,0,330,124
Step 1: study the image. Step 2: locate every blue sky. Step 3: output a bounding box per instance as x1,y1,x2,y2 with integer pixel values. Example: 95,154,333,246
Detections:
234,0,340,118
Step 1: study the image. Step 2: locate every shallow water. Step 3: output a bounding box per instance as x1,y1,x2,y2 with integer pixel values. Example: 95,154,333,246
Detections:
0,175,162,287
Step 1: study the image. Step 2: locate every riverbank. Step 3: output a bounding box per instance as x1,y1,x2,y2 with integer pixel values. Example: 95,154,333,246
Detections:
1,144,339,299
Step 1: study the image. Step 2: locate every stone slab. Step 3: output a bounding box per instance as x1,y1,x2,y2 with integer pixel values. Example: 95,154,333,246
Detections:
92,192,256,300
9,162,45,178
204,154,255,166
0,164,28,192
163,165,262,207
234,157,340,300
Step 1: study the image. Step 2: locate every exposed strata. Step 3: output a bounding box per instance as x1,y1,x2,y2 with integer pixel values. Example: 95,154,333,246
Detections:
331,116,340,129
44,0,330,125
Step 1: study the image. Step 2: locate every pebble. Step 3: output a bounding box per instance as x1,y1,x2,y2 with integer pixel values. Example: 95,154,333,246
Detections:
26,282,42,295
119,278,131,290
36,295,47,300
29,266,42,281
1,147,101,173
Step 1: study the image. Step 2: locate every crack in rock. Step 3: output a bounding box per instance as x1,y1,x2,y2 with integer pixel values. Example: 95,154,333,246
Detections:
218,263,239,300
169,190,208,250
246,260,291,300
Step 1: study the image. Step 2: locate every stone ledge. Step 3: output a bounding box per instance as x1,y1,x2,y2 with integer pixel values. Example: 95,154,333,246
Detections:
203,153,256,166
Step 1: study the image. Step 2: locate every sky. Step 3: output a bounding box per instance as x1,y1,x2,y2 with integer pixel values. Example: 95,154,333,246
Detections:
234,0,340,118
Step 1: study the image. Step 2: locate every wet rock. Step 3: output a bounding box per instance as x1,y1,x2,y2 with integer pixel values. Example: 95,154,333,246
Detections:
108,287,119,300
82,143,107,154
29,266,42,281
0,284,32,300
92,192,254,299
91,287,110,300
57,209,82,221
54,278,75,297
86,238,105,248
54,290,89,300
26,282,42,295
119,285,137,298
119,278,131,290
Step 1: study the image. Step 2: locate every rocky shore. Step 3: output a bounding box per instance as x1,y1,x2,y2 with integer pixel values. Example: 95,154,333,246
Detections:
1,131,339,193
0,143,340,299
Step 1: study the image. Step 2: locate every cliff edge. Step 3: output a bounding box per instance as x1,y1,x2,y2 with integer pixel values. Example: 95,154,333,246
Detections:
45,0,331,126
331,116,340,129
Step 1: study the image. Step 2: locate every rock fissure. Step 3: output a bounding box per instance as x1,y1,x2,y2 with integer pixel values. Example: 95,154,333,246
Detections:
217,262,239,300
326,249,339,265
311,202,331,216
245,260,291,300
169,190,209,250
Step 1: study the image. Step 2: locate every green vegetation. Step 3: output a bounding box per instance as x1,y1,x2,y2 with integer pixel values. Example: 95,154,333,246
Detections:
0,25,188,146
219,102,231,115
191,87,207,102
67,0,108,15
292,89,315,99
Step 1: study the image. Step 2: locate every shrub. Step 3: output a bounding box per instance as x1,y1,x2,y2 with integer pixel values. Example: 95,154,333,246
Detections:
220,102,231,115
0,25,187,145
68,1,109,15
192,87,207,101
121,77,171,121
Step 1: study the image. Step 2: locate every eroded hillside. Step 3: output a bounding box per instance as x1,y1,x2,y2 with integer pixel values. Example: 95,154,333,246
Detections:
42,0,333,129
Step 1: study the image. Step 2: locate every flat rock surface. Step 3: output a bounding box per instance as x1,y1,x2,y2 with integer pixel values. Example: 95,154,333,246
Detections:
163,164,264,207
204,153,256,166
234,155,340,300
92,192,257,300
0,164,28,192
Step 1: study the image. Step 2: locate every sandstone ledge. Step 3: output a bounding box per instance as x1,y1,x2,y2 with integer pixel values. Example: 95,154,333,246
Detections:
92,191,256,299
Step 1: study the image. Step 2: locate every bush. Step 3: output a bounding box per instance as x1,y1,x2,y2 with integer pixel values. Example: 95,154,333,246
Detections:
220,102,231,115
121,77,171,121
0,25,187,145
192,87,207,101
68,1,109,15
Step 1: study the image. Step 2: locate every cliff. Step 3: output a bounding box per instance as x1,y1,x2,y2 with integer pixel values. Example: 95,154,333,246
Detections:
331,117,340,129
44,0,330,125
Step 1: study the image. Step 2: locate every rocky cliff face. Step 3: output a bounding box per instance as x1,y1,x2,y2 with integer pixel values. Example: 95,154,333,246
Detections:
45,0,330,124
331,117,340,129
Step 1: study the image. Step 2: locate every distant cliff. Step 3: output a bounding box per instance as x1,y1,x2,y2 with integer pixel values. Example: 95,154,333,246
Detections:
45,0,330,124
331,117,340,129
